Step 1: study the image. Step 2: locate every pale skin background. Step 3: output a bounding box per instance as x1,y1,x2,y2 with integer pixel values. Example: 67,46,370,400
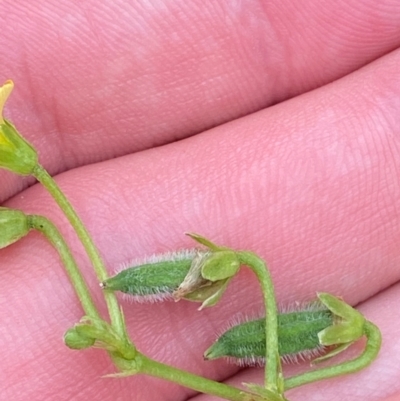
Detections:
1,1,400,400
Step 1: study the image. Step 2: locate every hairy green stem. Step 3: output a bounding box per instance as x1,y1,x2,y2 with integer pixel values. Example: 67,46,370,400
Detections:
137,353,263,401
284,321,381,390
29,214,99,318
237,251,282,394
32,164,124,336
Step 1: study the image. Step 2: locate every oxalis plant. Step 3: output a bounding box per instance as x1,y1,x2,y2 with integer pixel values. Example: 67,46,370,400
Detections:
0,80,382,401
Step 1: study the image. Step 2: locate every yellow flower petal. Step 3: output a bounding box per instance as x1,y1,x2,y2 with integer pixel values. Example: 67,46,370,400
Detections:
0,80,14,124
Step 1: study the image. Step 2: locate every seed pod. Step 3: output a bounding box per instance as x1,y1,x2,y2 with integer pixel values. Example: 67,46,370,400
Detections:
101,250,197,302
204,304,333,366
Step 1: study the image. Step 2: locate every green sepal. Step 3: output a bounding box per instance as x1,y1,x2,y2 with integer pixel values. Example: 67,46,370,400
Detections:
174,235,241,309
184,278,231,310
0,207,30,248
186,233,226,251
201,251,240,281
0,81,38,175
173,251,210,299
107,353,139,376
243,383,288,401
0,119,38,175
103,370,138,378
317,293,365,346
311,342,353,364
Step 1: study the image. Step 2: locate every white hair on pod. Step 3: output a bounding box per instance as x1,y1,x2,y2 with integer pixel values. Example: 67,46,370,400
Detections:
211,300,329,366
112,249,200,304
113,249,199,275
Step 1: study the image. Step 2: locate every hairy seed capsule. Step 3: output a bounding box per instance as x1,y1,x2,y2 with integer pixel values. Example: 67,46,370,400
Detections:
101,250,196,302
204,305,333,366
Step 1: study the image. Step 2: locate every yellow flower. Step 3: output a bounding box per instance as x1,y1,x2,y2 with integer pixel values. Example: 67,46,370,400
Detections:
0,80,13,125
0,80,38,175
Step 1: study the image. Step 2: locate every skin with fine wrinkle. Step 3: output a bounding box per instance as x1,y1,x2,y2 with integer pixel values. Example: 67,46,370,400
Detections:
0,1,400,400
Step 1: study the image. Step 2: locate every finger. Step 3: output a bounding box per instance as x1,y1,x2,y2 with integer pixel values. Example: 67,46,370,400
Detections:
1,0,400,201
1,47,399,400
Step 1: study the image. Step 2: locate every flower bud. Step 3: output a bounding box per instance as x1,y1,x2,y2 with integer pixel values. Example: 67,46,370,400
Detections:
0,81,38,175
0,207,30,248
64,327,95,350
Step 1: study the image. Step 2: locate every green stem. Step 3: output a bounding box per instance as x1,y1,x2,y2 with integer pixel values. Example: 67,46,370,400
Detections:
284,321,381,390
31,164,124,336
137,354,261,401
237,251,282,394
28,214,100,318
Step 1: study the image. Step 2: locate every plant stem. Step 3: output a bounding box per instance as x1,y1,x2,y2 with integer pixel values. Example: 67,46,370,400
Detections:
137,354,261,401
29,214,100,318
31,164,124,336
237,251,282,395
284,321,381,390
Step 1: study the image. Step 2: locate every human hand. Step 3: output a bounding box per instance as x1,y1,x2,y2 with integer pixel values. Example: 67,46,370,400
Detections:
1,1,400,400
